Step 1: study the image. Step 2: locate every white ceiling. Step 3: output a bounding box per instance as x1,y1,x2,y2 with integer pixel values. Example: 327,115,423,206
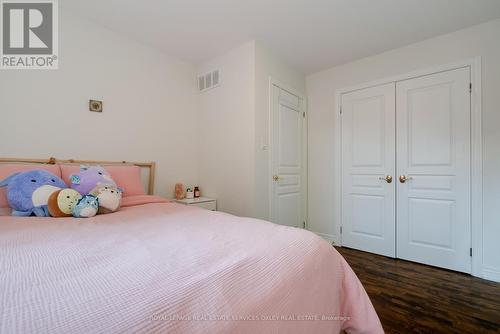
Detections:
62,0,500,74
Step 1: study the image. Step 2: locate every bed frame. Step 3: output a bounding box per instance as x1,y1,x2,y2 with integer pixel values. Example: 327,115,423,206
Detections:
0,157,156,195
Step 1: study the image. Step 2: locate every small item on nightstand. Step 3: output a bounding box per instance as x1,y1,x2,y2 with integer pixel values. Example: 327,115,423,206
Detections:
174,183,185,200
186,188,194,199
194,186,200,198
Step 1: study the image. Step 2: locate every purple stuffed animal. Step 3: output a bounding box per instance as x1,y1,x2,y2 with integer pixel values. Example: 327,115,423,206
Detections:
69,165,116,195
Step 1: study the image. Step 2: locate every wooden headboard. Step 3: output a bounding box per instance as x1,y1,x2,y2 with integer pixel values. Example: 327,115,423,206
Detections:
0,157,156,195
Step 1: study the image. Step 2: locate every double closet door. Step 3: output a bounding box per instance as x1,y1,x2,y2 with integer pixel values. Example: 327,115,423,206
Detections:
341,67,471,273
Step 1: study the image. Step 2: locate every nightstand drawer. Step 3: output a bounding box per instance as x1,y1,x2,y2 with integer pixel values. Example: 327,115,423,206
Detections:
193,201,216,211
173,197,217,211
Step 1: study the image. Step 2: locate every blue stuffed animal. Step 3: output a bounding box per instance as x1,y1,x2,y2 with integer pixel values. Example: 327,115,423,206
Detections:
0,170,67,216
72,195,99,218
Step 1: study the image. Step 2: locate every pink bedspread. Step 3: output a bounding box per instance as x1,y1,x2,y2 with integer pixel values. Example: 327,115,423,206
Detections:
0,198,382,334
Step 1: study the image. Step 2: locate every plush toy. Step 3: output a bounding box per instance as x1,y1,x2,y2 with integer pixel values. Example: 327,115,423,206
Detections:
89,184,122,214
72,195,99,218
174,183,185,200
48,188,82,217
0,170,67,217
70,165,116,195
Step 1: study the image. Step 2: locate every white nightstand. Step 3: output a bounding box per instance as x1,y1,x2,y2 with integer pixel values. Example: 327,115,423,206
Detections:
173,197,217,211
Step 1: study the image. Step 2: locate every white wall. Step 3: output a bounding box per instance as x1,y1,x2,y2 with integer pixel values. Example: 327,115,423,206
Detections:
306,19,500,280
197,42,256,217
0,8,305,219
254,43,306,220
0,10,199,198
197,41,305,219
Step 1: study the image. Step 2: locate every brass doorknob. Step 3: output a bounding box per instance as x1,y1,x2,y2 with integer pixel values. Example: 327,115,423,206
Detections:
379,175,393,183
399,175,412,183
273,175,280,181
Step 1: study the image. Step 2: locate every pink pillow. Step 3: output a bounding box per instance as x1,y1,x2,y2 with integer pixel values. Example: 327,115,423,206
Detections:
60,165,146,197
0,164,62,208
121,195,169,208
0,207,12,216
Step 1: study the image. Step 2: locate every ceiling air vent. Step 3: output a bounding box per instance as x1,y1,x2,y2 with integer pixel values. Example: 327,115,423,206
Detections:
198,69,220,92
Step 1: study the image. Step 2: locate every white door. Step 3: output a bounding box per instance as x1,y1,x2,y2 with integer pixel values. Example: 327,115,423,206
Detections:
341,83,396,257
270,84,306,228
396,67,471,273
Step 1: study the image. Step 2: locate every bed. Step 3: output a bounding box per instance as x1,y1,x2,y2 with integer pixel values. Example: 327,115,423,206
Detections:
0,158,382,334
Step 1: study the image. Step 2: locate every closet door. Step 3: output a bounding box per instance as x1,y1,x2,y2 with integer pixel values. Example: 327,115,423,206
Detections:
396,67,471,273
341,83,396,257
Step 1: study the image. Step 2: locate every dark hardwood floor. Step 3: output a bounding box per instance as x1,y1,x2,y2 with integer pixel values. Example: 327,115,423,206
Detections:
336,247,500,334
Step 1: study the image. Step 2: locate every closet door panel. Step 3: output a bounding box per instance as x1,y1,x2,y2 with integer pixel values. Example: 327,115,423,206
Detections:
396,67,471,273
341,83,396,257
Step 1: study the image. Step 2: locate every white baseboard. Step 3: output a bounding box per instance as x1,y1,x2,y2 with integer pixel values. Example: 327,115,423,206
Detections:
312,232,340,246
482,266,500,283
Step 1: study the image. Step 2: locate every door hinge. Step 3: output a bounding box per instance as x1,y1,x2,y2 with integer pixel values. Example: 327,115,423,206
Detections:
303,111,306,118
340,106,342,115
340,226,343,234
303,221,306,228
470,248,473,257
469,83,472,93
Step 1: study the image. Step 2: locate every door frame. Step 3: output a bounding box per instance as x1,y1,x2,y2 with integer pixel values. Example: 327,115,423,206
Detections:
334,57,483,278
269,77,308,228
